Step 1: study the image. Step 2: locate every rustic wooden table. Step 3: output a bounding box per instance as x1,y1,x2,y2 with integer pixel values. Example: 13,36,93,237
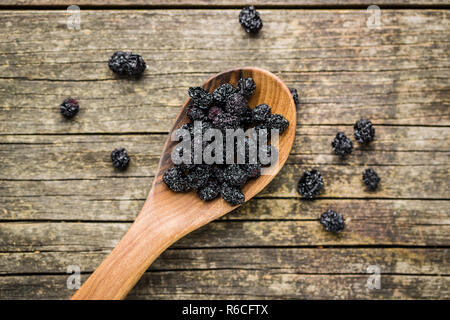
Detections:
0,1,449,299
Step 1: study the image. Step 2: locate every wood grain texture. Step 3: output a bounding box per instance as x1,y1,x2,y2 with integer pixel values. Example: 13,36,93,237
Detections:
0,8,449,300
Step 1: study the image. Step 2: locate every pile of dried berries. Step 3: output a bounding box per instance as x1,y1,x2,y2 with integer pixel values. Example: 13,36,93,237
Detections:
163,77,289,205
60,97,79,118
239,6,263,34
108,51,146,77
320,210,345,233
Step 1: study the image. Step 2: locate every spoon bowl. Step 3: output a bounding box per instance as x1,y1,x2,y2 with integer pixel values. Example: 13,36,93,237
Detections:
72,67,296,300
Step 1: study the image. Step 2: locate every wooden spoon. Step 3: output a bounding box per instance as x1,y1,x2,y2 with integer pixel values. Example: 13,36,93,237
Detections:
71,67,296,300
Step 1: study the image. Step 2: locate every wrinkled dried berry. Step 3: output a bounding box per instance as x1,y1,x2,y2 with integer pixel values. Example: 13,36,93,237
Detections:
239,6,263,34
320,210,345,233
225,93,248,117
362,168,380,190
212,112,241,130
108,51,146,77
198,181,221,201
266,114,289,134
212,83,236,106
222,164,248,187
297,169,324,199
252,103,271,123
221,183,245,205
240,106,254,129
163,167,191,192
354,118,375,143
187,165,212,189
110,147,130,170
289,88,299,107
237,77,256,98
208,106,223,120
188,87,213,109
187,105,207,122
331,132,353,158
242,163,261,179
60,97,79,118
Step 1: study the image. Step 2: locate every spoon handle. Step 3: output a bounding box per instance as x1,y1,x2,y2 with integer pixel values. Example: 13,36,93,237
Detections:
71,202,182,300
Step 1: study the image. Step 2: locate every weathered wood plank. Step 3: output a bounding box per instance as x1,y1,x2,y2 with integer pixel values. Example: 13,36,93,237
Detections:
1,248,448,275
0,214,448,252
2,1,449,7
0,272,447,299
0,10,448,134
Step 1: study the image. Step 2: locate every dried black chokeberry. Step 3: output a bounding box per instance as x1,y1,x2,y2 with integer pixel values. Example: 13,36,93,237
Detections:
320,210,345,233
163,167,191,193
297,170,324,199
110,148,130,170
187,105,207,122
212,83,236,106
60,97,79,118
362,168,380,190
208,106,223,121
252,104,271,123
354,118,375,143
331,132,353,158
188,87,213,109
289,88,299,107
212,112,241,130
108,51,146,77
187,165,212,189
225,93,249,116
198,181,220,201
266,114,289,134
222,164,248,187
237,77,256,98
221,183,245,205
239,6,263,34
242,163,261,179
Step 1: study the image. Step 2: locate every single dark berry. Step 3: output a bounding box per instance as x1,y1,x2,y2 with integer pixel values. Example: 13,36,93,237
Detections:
225,93,248,117
188,87,213,109
221,183,245,206
222,164,248,187
331,132,353,158
289,88,299,107
212,84,237,106
297,169,324,199
197,181,221,201
240,106,254,129
320,210,345,233
354,118,375,143
242,163,261,179
239,6,263,34
208,106,223,121
110,148,130,170
108,51,146,77
163,167,191,193
237,77,256,98
60,97,79,118
266,114,289,134
187,105,207,122
252,103,271,123
187,165,212,189
362,168,380,190
212,112,240,130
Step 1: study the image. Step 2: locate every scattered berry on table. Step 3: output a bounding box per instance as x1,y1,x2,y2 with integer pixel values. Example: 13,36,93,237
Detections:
331,132,353,158
212,83,237,106
354,118,375,143
252,103,271,123
60,97,79,119
188,87,213,109
163,167,191,193
239,6,263,34
362,168,380,190
320,210,345,233
266,114,289,134
297,169,324,199
108,51,146,77
289,87,299,107
220,183,245,205
198,181,221,201
110,147,130,170
237,77,256,98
